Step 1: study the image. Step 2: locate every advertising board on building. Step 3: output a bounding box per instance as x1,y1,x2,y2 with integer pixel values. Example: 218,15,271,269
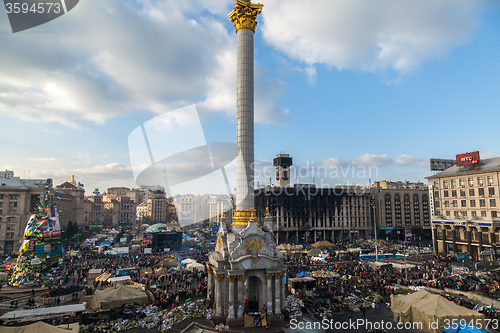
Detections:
456,151,480,167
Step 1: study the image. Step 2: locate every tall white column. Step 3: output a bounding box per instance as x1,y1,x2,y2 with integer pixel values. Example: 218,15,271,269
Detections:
228,277,235,318
237,275,244,318
274,273,281,314
280,272,286,312
236,28,255,211
266,273,273,315
207,270,214,300
215,275,223,316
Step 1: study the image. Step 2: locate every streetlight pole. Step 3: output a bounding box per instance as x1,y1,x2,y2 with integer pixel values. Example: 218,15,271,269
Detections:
404,238,408,282
370,199,378,261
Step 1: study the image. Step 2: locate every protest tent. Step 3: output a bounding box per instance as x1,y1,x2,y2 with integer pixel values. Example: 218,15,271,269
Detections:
296,271,311,278
87,284,148,310
158,258,179,268
0,304,85,320
0,321,79,333
391,290,485,333
311,240,335,248
181,258,197,265
186,262,206,272
108,276,131,283
306,248,322,257
277,244,290,251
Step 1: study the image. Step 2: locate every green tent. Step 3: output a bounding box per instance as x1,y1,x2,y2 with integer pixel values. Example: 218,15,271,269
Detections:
158,258,179,268
307,248,322,257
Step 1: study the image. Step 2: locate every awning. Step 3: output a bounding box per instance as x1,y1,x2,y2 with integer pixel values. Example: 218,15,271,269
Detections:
109,276,131,283
0,304,85,319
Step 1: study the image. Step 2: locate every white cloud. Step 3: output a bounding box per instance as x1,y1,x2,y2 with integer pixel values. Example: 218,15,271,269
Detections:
26,157,65,163
0,0,287,128
321,158,343,169
261,0,486,75
480,152,500,159
30,163,135,192
317,153,428,169
354,153,392,167
393,154,416,166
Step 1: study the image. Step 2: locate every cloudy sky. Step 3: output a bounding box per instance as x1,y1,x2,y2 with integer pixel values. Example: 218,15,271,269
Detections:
1,0,499,195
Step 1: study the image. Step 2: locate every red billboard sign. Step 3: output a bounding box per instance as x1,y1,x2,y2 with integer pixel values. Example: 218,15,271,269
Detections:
456,151,480,167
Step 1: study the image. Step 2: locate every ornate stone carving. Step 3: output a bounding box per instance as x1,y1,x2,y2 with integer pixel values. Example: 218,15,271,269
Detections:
252,256,259,263
207,266,213,274
236,275,245,281
214,274,224,281
227,275,237,282
228,0,263,33
232,208,256,226
243,238,262,251
265,273,274,280
216,236,223,249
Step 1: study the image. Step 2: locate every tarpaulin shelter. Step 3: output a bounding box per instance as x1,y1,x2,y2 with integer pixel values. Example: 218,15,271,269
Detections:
311,241,335,248
296,271,311,278
0,321,79,333
157,258,179,268
391,290,485,333
87,284,148,310
0,304,85,320
306,248,322,257
181,258,196,265
94,272,112,282
186,262,205,272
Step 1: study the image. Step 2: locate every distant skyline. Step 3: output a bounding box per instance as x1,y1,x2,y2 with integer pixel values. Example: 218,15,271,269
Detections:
1,0,499,194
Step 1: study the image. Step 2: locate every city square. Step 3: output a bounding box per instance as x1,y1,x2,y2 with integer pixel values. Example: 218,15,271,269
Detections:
1,1,500,333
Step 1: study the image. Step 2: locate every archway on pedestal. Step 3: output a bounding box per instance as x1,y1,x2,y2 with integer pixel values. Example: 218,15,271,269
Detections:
244,275,262,312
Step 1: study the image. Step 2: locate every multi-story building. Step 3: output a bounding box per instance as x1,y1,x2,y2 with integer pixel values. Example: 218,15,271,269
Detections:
209,195,232,224
0,177,53,254
127,185,167,205
173,194,211,226
254,184,372,244
107,187,130,197
372,180,428,190
426,152,500,260
371,181,431,241
103,188,137,227
146,190,176,223
55,179,85,229
136,202,148,223
85,194,104,227
0,170,14,179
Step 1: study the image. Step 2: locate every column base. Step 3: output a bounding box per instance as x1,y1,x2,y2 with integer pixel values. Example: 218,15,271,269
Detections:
212,316,226,325
226,317,245,327
269,314,284,324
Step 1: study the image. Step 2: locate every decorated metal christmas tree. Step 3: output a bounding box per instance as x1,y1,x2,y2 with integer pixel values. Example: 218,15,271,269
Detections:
10,183,66,287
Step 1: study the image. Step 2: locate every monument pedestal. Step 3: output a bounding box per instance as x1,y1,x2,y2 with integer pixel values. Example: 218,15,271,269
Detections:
226,317,245,327
212,316,226,325
269,314,284,324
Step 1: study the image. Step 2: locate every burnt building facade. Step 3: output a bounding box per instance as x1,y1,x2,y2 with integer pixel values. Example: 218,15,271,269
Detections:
254,185,372,244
